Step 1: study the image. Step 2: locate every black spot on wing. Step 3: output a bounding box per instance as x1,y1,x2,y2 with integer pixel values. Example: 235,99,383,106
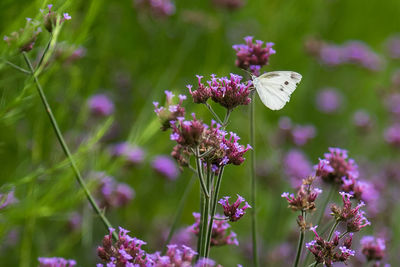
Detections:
284,81,289,85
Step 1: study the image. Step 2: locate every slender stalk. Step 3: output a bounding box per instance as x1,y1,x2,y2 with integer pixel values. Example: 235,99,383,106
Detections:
201,163,212,257
35,34,53,72
327,220,340,241
316,185,336,226
249,92,259,267
293,211,306,267
22,52,118,240
205,166,225,258
197,187,205,258
205,102,223,124
163,174,196,254
195,147,210,198
5,60,30,74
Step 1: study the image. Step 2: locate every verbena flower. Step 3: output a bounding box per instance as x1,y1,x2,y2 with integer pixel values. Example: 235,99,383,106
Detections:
154,91,186,131
111,142,145,165
3,18,41,52
306,226,355,267
283,149,313,188
315,88,343,114
0,189,17,210
281,176,322,214
278,117,316,146
146,244,197,266
384,93,400,117
330,192,371,233
188,74,252,110
233,36,276,75
152,155,180,180
88,94,115,117
353,110,373,132
315,147,359,185
93,172,135,209
189,212,239,246
43,4,71,33
38,257,76,267
360,236,386,262
212,0,245,10
218,194,251,222
134,0,175,18
384,123,400,147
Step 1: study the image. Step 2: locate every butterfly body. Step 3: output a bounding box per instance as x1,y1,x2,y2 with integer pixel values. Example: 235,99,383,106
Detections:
252,71,302,110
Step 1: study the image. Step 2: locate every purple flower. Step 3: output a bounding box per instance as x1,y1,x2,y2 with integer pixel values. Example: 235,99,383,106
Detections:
43,5,72,33
154,91,186,131
353,110,373,131
189,212,238,246
291,125,316,146
281,177,321,213
319,45,344,66
384,93,400,117
218,194,251,222
386,35,400,59
152,155,180,180
360,236,386,261
88,94,114,117
315,88,343,114
283,149,313,188
315,147,359,185
212,0,245,10
188,74,252,110
331,192,371,233
134,0,175,18
342,41,382,71
0,189,17,209
111,142,145,165
384,123,400,147
63,13,71,20
38,257,76,267
233,36,276,75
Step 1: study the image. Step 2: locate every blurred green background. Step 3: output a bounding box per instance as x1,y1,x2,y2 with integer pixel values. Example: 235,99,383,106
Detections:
1,0,400,266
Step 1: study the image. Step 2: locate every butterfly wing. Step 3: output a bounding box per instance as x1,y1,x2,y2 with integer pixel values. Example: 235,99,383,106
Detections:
254,71,302,110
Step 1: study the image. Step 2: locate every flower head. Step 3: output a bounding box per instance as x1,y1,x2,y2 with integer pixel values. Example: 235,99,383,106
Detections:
111,142,145,165
384,123,400,147
43,4,72,33
38,257,76,267
154,91,186,131
360,236,386,261
283,149,313,188
233,36,276,75
152,155,180,180
88,94,114,117
315,88,343,114
218,194,251,222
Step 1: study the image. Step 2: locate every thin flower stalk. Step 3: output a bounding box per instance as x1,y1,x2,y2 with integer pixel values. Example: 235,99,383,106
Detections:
22,51,117,240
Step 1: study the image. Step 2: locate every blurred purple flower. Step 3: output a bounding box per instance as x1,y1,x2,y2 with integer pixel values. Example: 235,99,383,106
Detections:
38,257,76,267
353,110,373,132
384,123,400,147
283,149,313,188
0,189,17,209
212,0,245,10
320,45,344,66
111,142,145,165
342,41,382,71
88,94,114,117
134,0,175,18
67,212,82,231
233,36,276,75
386,35,400,59
291,125,316,146
384,93,400,117
152,155,179,180
315,88,343,114
360,236,386,261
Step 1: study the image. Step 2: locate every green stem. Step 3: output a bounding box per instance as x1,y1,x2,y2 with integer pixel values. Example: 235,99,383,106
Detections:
199,163,211,258
250,92,259,267
163,174,196,254
327,220,340,241
22,52,118,240
5,60,30,74
197,187,205,258
316,185,336,226
205,165,225,258
293,211,306,267
195,147,209,198
205,102,223,124
35,34,53,72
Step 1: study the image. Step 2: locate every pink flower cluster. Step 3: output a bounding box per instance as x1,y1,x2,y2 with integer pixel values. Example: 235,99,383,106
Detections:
188,74,252,110
189,212,238,246
278,117,316,146
154,91,186,131
233,36,276,75
360,235,386,262
218,194,251,222
38,257,76,267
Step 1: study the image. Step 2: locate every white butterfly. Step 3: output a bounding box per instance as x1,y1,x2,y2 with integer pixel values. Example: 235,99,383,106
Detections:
252,71,302,110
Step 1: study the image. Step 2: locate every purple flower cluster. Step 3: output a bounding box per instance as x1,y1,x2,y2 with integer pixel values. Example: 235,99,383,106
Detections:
151,155,180,180
384,123,400,147
283,149,313,188
88,94,115,117
315,147,359,185
170,116,251,168
360,236,386,262
306,226,355,267
97,227,215,266
305,38,382,71
38,257,76,267
281,177,322,213
111,142,145,165
3,17,42,52
134,0,175,18
278,117,316,146
43,4,72,33
93,172,135,209
218,194,251,222
212,0,245,10
0,189,17,209
315,88,343,114
331,192,371,233
353,110,373,132
385,35,400,59
233,36,276,75
188,74,252,110
189,212,239,246
384,93,400,118
154,91,186,131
